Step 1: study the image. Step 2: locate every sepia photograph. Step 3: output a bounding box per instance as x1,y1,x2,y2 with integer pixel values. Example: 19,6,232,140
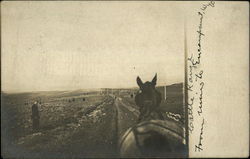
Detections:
1,1,188,158
2,1,249,158
3,1,248,158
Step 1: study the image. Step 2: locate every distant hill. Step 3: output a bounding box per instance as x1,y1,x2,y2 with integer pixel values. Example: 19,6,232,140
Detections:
2,83,183,99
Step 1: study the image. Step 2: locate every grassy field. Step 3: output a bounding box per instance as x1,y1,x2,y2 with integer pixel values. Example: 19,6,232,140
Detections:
2,92,118,158
1,83,184,158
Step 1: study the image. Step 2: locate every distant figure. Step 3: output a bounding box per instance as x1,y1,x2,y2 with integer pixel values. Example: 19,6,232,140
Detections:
38,98,42,104
130,94,133,98
72,98,75,102
82,98,85,101
31,101,40,131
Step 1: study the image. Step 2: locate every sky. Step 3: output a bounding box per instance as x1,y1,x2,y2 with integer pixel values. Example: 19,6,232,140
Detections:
2,1,185,92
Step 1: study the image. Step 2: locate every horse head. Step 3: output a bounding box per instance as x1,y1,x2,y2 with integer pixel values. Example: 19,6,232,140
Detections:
135,74,163,122
119,74,186,157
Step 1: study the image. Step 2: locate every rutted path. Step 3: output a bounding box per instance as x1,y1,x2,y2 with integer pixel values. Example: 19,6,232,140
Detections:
117,97,139,116
11,96,118,158
114,97,139,142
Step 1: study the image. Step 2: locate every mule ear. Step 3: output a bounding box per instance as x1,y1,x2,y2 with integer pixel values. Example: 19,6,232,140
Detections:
151,73,157,86
136,76,143,88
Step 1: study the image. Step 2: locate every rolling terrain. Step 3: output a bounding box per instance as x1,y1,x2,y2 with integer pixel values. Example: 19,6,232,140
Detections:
1,83,184,158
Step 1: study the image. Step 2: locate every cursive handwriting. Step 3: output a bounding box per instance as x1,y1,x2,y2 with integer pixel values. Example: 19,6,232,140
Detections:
188,63,197,83
197,11,205,64
187,84,193,92
188,97,195,133
195,118,205,152
201,0,215,11
188,0,215,153
195,70,203,81
198,82,204,116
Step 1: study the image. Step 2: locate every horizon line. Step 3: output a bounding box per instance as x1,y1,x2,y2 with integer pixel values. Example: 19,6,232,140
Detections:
1,82,183,94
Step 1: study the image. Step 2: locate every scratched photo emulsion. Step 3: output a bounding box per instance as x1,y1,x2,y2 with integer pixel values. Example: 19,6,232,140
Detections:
1,2,189,158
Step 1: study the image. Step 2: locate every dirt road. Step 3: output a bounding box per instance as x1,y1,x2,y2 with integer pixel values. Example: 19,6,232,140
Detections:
114,96,139,142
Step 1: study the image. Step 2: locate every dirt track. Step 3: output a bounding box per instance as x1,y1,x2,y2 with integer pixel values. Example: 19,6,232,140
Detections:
2,83,184,158
2,94,145,158
114,97,139,142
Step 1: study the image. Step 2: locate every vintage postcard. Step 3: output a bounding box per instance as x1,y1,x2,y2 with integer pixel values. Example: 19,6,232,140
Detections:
1,1,249,158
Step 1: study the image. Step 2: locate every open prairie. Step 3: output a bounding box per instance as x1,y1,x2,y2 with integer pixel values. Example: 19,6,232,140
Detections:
1,83,184,158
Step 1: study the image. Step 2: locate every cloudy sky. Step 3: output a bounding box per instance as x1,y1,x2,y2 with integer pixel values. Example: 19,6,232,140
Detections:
2,1,185,92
